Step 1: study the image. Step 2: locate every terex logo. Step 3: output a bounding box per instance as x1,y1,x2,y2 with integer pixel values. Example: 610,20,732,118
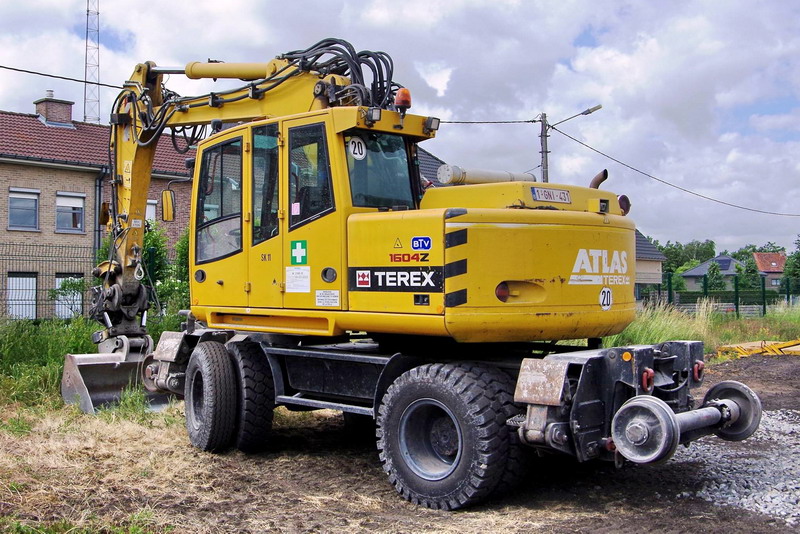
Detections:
349,267,443,293
569,249,630,286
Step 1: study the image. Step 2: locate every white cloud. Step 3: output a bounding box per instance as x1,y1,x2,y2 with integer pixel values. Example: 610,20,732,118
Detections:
1,0,800,251
414,61,453,97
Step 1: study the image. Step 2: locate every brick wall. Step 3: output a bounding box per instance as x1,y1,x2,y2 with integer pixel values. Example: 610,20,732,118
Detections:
100,176,192,247
0,162,96,248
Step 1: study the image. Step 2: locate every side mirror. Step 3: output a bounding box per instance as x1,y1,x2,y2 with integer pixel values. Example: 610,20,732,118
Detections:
99,201,110,225
161,189,176,222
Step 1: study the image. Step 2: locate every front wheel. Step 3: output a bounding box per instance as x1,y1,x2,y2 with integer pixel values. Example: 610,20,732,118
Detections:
184,341,237,452
377,364,509,510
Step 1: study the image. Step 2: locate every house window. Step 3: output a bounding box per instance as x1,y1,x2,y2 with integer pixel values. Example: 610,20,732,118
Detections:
8,188,40,230
56,193,85,232
7,272,37,319
146,200,157,221
771,279,781,287
54,274,84,318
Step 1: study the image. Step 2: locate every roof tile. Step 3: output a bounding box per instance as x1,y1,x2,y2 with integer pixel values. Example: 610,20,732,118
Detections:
0,111,191,176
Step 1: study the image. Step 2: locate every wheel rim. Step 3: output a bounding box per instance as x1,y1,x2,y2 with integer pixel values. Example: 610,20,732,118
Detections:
398,398,462,481
190,368,205,428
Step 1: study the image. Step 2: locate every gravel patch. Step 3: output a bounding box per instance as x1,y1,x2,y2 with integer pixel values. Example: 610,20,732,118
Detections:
675,409,800,527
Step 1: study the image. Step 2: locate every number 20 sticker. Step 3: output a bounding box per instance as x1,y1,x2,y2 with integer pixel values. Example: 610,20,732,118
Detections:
599,287,613,311
348,137,367,160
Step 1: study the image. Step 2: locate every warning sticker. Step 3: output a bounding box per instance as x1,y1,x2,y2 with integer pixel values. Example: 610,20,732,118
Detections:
315,290,340,307
286,267,310,293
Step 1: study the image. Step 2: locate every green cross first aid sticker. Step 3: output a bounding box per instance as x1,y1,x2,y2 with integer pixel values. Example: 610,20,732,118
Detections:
290,240,308,265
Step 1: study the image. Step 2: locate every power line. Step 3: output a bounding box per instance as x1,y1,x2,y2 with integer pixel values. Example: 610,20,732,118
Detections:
551,125,800,217
441,119,537,124
0,64,121,89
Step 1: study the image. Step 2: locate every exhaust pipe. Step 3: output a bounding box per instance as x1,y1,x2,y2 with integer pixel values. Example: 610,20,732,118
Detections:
589,169,608,189
611,381,762,464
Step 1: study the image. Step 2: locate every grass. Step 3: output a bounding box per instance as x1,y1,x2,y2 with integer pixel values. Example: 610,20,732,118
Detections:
0,511,169,534
0,304,798,412
603,299,800,357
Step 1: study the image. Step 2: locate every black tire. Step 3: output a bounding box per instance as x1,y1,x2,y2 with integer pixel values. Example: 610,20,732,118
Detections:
376,363,509,510
184,341,237,452
456,364,530,496
230,341,275,453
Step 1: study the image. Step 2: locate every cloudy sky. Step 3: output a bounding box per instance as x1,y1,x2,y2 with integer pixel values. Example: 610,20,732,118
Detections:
1,0,799,252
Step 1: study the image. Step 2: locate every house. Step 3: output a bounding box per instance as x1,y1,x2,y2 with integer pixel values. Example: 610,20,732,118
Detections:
417,148,446,186
0,91,192,319
634,231,666,299
680,255,744,290
753,252,786,289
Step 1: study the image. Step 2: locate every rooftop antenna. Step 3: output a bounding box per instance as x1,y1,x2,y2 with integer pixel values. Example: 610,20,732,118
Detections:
83,0,100,123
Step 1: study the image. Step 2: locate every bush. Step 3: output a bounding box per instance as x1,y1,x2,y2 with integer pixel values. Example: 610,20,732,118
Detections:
155,229,190,313
96,221,171,284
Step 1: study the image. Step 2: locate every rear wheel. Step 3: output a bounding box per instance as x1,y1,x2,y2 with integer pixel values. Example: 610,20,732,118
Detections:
455,363,530,495
377,363,509,510
230,341,275,452
184,341,237,452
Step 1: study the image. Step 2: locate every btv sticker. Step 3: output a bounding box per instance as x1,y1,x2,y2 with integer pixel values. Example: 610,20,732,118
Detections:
349,267,443,292
411,236,432,250
290,240,308,265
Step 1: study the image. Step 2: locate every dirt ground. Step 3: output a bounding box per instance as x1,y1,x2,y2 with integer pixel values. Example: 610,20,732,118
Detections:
0,354,797,533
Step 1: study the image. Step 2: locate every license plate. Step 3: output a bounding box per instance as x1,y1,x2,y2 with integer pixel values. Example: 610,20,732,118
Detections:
531,187,572,204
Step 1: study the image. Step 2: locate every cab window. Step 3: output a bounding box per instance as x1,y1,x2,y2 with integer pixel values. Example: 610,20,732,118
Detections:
289,123,335,229
345,130,415,210
253,124,280,245
195,138,243,263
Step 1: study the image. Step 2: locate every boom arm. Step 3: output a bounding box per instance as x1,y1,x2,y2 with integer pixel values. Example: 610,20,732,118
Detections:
92,39,403,342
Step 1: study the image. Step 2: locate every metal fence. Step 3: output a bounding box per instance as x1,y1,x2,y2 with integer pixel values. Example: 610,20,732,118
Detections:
641,272,800,317
0,242,96,319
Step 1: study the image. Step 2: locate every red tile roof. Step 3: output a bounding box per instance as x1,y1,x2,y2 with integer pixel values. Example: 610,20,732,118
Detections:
753,252,786,273
0,111,191,176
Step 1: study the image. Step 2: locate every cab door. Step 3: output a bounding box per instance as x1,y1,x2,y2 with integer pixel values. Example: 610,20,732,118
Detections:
248,123,284,308
281,117,344,310
190,133,248,307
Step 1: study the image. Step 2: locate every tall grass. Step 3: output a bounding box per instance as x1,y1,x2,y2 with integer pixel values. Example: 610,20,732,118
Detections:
0,314,182,408
603,299,800,354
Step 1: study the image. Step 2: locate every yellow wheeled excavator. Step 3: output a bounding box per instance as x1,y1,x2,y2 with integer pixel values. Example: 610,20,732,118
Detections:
61,38,762,510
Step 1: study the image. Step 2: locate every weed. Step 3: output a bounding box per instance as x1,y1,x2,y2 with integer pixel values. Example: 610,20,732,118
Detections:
0,415,32,436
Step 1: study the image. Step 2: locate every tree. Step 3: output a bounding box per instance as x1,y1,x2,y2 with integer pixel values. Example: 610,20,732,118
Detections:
657,239,716,273
672,259,700,291
730,242,786,262
782,235,800,292
706,261,726,290
735,257,761,290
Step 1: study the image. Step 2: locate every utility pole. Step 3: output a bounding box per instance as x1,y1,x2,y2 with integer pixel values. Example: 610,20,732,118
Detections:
538,105,602,183
540,113,549,183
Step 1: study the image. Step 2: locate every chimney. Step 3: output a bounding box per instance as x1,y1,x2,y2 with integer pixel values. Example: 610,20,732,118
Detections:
34,90,74,124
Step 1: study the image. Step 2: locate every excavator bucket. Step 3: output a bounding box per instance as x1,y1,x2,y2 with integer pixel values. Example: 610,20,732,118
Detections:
61,352,172,413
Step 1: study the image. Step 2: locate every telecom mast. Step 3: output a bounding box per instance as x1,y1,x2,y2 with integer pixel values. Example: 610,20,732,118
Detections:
83,0,100,123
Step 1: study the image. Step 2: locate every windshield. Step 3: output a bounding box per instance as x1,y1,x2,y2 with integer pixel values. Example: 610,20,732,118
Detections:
345,131,415,210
